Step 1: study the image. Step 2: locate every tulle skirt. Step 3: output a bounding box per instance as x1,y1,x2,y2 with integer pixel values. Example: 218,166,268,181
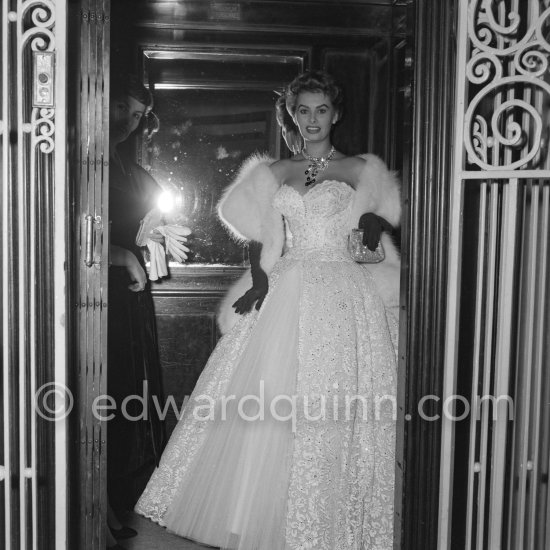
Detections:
135,251,397,549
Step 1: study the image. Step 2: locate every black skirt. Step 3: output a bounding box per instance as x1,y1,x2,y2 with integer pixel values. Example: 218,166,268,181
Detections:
107,266,166,510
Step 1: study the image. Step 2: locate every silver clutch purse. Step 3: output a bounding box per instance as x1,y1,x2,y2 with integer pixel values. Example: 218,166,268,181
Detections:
348,228,385,263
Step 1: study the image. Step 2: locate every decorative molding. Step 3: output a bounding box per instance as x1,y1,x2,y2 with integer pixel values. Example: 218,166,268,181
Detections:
31,107,55,153
18,1,57,154
21,0,56,50
463,1,550,171
150,265,246,296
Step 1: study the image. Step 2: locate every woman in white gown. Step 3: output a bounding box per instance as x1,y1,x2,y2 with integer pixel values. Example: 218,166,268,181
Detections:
135,70,401,549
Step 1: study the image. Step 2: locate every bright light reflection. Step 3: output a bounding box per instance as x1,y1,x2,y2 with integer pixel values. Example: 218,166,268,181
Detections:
157,191,174,213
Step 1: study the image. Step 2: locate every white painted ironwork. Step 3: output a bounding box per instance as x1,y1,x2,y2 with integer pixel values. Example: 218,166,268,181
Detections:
440,1,550,548
1,3,13,550
0,1,67,549
53,5,68,548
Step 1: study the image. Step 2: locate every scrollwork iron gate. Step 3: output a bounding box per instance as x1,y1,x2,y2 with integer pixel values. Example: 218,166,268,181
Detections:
440,1,550,548
1,1,68,549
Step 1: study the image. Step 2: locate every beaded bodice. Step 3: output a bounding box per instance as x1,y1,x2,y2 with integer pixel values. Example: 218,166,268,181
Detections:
273,180,355,259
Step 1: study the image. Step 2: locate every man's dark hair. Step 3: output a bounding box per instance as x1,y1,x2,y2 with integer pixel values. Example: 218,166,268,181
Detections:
111,74,153,111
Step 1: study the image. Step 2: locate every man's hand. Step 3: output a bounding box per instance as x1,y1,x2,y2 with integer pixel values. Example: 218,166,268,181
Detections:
358,213,394,251
125,252,147,292
110,245,147,291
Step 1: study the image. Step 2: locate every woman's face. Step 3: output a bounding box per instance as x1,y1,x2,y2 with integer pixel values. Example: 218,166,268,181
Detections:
109,94,147,146
293,91,338,144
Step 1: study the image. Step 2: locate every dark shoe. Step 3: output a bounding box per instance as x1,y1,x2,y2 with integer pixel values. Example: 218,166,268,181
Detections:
107,545,126,550
110,525,138,540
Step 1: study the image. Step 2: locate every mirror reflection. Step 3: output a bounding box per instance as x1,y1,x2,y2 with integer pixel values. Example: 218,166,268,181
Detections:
143,88,280,264
139,50,304,265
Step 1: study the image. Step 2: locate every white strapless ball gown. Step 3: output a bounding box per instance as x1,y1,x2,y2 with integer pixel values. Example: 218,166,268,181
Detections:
135,180,398,550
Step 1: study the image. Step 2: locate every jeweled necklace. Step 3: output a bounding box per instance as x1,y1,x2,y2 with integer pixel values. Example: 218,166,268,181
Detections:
303,146,336,186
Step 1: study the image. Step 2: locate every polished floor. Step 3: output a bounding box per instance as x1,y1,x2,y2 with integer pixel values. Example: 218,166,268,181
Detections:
118,513,216,550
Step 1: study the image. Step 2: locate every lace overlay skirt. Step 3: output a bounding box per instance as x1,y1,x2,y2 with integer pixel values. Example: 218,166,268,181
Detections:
135,252,397,550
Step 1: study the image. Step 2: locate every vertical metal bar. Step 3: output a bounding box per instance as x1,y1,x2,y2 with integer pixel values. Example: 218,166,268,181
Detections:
488,4,519,545
526,180,546,549
526,6,546,543
525,180,542,550
464,181,488,550
488,178,519,548
513,181,539,550
536,183,550,550
505,181,525,548
475,182,500,550
29,114,38,550
494,6,514,545
54,4,69,548
508,2,537,544
1,0,12,548
15,2,29,547
438,0,467,546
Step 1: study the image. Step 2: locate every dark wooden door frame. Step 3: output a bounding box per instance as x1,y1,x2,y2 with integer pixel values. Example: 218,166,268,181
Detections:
397,1,458,548
67,1,110,549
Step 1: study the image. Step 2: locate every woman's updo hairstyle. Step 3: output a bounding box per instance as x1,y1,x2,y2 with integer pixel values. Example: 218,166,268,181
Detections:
284,70,344,120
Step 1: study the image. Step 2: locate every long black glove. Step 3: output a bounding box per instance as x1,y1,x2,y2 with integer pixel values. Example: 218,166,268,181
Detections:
233,241,269,314
358,213,394,251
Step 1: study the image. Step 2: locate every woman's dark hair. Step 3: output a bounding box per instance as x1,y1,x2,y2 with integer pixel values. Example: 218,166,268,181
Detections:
111,74,153,112
284,70,344,118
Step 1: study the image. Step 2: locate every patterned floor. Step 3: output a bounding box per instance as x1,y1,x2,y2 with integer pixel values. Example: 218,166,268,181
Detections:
117,513,216,550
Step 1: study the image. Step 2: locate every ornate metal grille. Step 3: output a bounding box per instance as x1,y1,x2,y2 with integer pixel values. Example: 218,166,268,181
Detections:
0,1,67,549
440,1,550,548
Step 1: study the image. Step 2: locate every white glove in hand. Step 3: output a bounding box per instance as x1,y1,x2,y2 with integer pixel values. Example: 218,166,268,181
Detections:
136,208,163,247
146,239,168,281
157,225,191,263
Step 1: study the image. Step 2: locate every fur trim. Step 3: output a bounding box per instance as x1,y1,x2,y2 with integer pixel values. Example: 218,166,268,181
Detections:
365,233,401,308
351,154,401,308
217,153,276,242
350,154,401,228
217,153,284,273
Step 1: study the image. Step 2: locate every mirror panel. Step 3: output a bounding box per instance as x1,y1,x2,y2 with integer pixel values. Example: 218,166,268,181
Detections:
141,48,305,265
